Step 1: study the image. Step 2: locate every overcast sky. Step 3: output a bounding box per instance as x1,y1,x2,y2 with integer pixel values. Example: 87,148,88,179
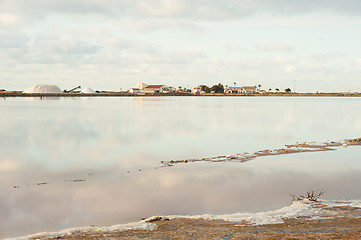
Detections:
1,0,361,92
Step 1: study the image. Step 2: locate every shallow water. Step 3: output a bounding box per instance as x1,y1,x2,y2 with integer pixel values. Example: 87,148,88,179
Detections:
1,96,361,238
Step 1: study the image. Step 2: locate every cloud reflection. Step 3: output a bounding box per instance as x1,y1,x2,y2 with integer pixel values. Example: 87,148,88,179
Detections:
2,97,361,238
2,148,361,238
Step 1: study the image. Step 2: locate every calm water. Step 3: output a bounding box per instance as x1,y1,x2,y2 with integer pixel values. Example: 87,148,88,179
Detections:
1,96,361,238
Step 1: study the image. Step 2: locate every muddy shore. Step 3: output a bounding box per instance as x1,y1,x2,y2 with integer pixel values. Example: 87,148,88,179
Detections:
19,199,361,240
28,216,361,240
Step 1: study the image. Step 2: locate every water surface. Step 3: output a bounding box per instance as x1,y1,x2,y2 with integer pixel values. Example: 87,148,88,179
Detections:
1,96,360,238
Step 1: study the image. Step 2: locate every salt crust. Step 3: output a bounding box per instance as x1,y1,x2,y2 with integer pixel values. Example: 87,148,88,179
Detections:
5,222,155,240
8,200,361,240
163,199,361,226
161,138,360,167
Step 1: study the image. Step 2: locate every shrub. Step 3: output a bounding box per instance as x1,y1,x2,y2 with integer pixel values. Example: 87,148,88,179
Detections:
290,190,325,202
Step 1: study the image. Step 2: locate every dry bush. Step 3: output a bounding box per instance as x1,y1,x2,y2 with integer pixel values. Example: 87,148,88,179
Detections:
290,190,325,202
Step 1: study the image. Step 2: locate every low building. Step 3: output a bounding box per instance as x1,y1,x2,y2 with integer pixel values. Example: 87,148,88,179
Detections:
129,88,140,93
225,87,243,94
136,83,148,90
225,86,257,94
191,86,201,94
242,86,257,93
136,82,170,93
143,85,169,93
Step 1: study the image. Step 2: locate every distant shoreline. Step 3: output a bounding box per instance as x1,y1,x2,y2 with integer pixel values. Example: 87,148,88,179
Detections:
1,91,361,98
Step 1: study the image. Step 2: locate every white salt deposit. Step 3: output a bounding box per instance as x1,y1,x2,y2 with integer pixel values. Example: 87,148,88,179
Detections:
7,199,361,240
6,221,155,240
23,84,62,93
81,87,95,93
163,199,361,226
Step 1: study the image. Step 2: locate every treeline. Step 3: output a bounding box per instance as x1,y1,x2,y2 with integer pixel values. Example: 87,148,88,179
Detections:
200,83,224,93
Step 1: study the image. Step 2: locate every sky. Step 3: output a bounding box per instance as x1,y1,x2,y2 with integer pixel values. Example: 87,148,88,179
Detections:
1,0,361,92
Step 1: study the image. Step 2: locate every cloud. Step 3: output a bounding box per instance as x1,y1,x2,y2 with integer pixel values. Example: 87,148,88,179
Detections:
255,43,294,52
118,19,205,35
311,51,349,62
2,0,361,27
352,58,361,67
226,43,294,53
0,13,21,26
0,31,29,48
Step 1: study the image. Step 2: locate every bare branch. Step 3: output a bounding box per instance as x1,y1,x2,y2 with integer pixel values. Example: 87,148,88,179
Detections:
290,189,325,202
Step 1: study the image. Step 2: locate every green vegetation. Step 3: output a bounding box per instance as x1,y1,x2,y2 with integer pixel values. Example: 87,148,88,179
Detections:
200,83,224,93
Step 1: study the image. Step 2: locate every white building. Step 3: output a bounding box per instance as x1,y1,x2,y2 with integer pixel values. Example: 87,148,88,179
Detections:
136,83,148,90
242,86,257,93
224,86,257,94
136,83,170,93
128,88,141,93
191,86,201,94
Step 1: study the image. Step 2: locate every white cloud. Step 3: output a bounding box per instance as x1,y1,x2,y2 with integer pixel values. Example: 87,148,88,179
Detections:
0,13,21,26
1,0,360,26
0,31,29,48
1,0,361,92
353,58,361,67
134,0,186,17
255,43,294,52
311,52,349,62
118,19,205,36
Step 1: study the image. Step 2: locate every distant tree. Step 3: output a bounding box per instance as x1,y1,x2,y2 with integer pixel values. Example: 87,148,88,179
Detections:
258,84,262,91
275,88,280,92
200,85,211,93
285,88,292,93
178,86,182,91
233,82,236,87
210,83,224,93
268,88,272,92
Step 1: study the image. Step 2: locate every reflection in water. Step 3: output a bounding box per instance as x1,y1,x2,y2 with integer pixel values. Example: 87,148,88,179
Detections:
1,97,361,238
26,96,61,101
1,147,361,238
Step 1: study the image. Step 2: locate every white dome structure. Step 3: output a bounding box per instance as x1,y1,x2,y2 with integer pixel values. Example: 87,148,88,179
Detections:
81,87,95,93
23,84,62,93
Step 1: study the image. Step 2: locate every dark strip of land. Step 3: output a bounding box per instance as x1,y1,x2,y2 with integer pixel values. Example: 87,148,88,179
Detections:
1,91,361,98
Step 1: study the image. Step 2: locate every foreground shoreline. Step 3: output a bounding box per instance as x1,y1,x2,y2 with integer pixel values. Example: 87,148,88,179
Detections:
42,217,361,240
6,139,361,240
8,199,361,240
1,91,361,98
